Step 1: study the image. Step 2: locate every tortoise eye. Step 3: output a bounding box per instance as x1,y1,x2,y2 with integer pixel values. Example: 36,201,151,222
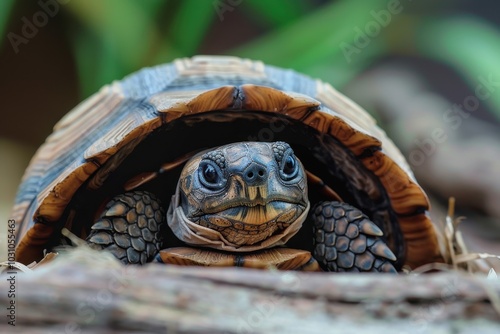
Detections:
203,164,218,184
198,161,225,190
280,153,299,181
283,156,296,175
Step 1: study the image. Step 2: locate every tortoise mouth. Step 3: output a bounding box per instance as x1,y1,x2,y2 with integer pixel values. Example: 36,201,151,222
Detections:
196,201,307,245
199,194,307,215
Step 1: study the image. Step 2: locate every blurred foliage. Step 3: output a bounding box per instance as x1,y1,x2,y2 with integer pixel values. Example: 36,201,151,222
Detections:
1,0,499,120
0,0,15,39
416,16,500,119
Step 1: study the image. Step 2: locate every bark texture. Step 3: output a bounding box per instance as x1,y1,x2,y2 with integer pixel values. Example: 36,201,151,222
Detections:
1,248,499,333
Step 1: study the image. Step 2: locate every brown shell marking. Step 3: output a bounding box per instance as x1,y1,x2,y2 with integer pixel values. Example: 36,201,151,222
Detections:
153,86,236,122
37,161,99,222
398,214,443,268
315,81,415,181
241,85,383,156
159,247,320,271
362,151,429,215
239,84,320,115
15,223,55,265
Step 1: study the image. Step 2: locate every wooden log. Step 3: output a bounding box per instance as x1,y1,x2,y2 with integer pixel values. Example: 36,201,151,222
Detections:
1,248,500,333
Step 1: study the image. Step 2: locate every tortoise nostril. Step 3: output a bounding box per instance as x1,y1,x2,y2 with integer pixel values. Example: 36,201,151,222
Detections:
243,163,267,185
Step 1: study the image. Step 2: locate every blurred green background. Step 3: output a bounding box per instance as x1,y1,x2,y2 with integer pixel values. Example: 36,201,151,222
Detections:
1,0,500,262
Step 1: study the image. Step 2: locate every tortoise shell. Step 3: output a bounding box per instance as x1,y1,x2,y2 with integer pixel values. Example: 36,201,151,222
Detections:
12,55,442,268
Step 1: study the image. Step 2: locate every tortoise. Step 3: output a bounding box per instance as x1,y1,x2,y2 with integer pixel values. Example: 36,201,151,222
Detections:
12,55,443,272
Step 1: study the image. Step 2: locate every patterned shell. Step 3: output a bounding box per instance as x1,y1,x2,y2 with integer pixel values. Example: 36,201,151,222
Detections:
12,56,442,267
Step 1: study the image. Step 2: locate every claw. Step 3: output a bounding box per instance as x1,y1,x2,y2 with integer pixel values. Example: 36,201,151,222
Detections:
90,219,113,231
88,232,113,245
381,262,397,273
369,239,397,261
311,201,399,272
104,202,127,217
359,219,383,236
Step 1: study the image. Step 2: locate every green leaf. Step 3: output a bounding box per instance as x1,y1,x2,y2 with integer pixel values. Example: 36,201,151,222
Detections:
72,31,124,98
66,0,159,68
417,16,500,120
168,0,215,55
140,0,166,17
0,0,16,47
65,0,179,97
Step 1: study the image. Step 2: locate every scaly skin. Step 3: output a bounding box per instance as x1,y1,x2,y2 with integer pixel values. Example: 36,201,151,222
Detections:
312,201,396,272
86,191,165,265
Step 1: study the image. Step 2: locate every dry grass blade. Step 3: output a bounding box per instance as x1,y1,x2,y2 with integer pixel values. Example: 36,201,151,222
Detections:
413,200,500,317
61,227,87,246
0,260,32,273
455,253,500,264
421,197,500,275
488,268,498,279
474,273,500,316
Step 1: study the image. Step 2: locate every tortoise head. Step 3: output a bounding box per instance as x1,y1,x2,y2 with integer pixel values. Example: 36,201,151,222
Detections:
167,141,310,251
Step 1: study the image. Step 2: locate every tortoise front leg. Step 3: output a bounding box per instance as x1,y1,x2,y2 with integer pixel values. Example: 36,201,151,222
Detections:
311,201,397,273
87,191,165,264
